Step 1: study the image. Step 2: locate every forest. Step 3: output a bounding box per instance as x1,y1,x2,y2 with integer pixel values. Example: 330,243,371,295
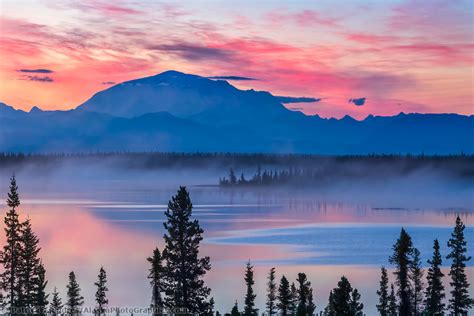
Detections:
0,176,472,315
1,153,474,190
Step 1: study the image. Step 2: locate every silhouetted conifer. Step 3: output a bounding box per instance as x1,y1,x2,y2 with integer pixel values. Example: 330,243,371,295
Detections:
389,228,414,315
19,219,41,310
277,276,292,316
376,266,389,315
94,267,108,316
295,273,315,316
147,247,164,315
229,169,237,185
162,187,211,314
266,267,277,316
446,216,474,314
49,287,63,316
66,271,84,316
0,176,23,312
424,239,445,314
327,276,363,315
230,301,240,316
243,261,257,316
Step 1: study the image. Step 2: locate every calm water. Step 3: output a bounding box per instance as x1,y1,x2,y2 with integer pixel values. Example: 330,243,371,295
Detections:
0,168,473,315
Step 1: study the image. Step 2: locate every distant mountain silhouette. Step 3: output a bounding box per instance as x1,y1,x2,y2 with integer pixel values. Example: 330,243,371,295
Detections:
1,71,473,154
77,70,290,125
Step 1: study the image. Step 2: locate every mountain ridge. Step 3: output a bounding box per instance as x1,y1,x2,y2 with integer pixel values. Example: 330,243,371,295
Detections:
1,70,473,154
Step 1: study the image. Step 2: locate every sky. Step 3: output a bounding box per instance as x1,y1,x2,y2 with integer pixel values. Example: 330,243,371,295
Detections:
0,0,473,119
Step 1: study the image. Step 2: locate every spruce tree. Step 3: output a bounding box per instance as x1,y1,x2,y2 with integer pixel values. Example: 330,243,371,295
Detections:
424,239,445,314
330,276,363,315
266,267,277,316
410,248,424,315
94,267,108,316
147,247,164,315
243,261,257,316
34,262,49,316
277,275,292,316
230,301,240,316
389,228,414,315
446,216,474,314
0,176,23,312
66,271,84,316
162,187,211,314
19,219,42,310
49,287,63,316
332,276,352,313
376,266,389,315
388,283,397,316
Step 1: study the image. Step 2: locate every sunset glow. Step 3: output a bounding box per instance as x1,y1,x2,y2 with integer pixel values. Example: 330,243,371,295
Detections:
0,0,472,119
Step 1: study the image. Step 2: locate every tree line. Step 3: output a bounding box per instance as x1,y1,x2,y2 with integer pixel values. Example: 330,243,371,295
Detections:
219,167,321,186
375,219,474,315
0,176,472,315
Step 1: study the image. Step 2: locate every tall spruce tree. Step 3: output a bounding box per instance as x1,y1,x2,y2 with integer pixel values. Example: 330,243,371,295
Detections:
388,283,397,316
277,275,292,316
424,239,445,314
243,261,257,316
49,287,63,316
266,267,277,316
389,228,414,315
376,266,389,315
94,267,108,316
410,248,424,315
446,216,474,314
34,262,49,316
0,176,23,312
162,187,211,314
66,271,84,316
19,219,42,310
147,247,164,315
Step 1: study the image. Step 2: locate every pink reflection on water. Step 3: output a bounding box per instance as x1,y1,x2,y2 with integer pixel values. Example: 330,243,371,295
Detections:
0,196,471,314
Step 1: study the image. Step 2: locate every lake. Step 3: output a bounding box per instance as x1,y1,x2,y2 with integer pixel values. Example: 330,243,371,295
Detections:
0,163,472,315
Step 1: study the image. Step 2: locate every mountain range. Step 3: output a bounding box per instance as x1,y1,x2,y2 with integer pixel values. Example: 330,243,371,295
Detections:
1,70,473,154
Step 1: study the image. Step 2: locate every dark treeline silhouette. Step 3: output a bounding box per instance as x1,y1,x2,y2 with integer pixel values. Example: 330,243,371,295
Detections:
0,177,472,315
1,152,473,179
377,219,473,316
219,167,321,186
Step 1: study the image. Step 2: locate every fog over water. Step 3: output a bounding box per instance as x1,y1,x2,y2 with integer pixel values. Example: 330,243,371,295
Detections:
0,156,472,314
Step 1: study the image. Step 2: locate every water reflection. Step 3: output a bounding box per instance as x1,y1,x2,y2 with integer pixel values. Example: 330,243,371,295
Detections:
0,184,471,314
